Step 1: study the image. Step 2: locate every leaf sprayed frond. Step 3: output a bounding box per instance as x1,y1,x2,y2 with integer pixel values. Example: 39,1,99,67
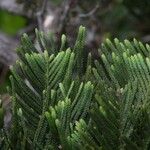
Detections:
0,27,149,149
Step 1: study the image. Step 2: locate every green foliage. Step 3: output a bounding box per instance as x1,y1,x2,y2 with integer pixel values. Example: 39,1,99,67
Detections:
0,10,27,35
0,26,150,149
0,71,10,94
70,37,150,150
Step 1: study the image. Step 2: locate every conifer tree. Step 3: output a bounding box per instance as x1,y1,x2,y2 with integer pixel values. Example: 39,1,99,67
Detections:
0,26,150,149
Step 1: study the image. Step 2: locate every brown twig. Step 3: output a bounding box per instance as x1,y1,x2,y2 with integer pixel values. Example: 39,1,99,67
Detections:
36,0,47,31
58,0,78,35
79,4,100,18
